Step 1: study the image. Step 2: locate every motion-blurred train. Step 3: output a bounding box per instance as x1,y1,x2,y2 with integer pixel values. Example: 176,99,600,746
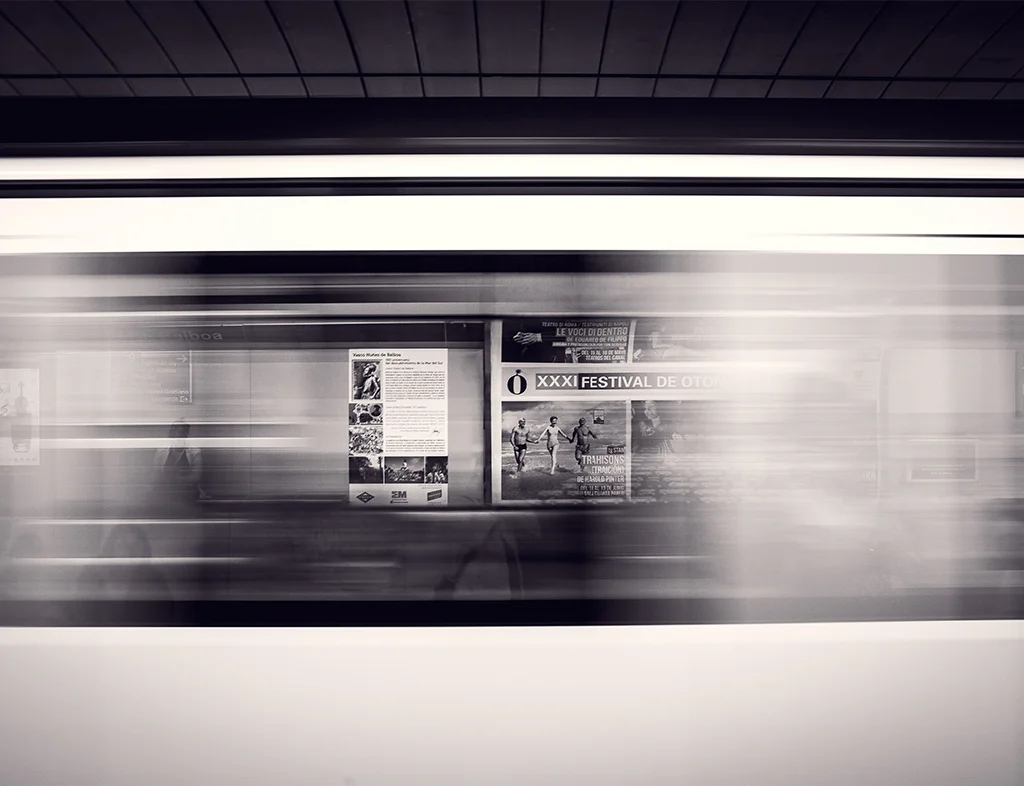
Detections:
1,151,1022,786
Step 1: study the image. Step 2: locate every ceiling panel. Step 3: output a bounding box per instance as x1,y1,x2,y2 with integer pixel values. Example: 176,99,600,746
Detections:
126,77,191,97
539,76,598,96
245,76,307,97
898,2,1020,78
654,77,712,97
267,1,358,73
186,77,248,97
778,2,884,77
481,76,539,96
938,81,1003,100
64,1,177,74
768,79,829,98
600,0,677,75
304,76,363,97
0,0,1021,102
597,76,655,96
826,79,888,99
0,13,57,74
201,0,299,75
408,0,478,74
719,1,814,76
0,78,16,96
541,0,609,74
133,1,239,74
7,77,75,96
956,6,1024,78
660,1,744,75
67,77,134,97
712,78,772,98
364,76,422,97
340,0,420,73
478,0,541,74
0,1,123,76
841,2,955,77
423,76,479,97
882,80,947,99
996,82,1024,99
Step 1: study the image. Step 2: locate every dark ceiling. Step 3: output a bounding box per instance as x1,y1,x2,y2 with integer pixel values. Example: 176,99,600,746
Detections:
1,0,1023,100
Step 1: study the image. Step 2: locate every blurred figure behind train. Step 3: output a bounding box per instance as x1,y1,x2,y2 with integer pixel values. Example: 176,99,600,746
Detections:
152,419,209,513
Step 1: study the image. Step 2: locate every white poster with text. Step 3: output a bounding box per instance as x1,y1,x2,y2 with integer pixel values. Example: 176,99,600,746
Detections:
348,349,449,506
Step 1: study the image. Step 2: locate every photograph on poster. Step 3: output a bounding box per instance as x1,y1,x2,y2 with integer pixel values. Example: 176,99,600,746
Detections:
500,400,627,501
630,400,727,504
349,402,384,426
351,359,382,400
500,319,631,364
425,456,449,484
349,455,384,484
385,456,425,484
349,426,383,455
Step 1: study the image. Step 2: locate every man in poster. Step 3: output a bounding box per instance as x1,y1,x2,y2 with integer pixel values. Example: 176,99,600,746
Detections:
569,416,600,472
509,417,538,475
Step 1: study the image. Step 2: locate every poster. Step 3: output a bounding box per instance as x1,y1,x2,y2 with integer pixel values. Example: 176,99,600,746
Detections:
492,319,881,505
348,349,449,506
0,368,40,466
501,319,632,364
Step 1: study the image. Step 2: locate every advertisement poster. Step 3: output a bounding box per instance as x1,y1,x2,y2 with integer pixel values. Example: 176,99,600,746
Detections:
492,319,881,505
348,349,449,506
501,319,632,364
0,368,40,466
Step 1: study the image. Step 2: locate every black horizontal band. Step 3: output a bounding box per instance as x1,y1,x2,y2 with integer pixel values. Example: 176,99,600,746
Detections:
0,592,1019,627
2,177,1024,199
0,99,1023,157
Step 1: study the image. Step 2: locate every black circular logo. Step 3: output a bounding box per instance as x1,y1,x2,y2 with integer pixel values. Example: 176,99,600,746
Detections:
507,369,527,396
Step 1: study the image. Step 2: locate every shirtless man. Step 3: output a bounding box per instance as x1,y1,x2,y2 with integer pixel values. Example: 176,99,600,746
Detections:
569,417,600,472
539,416,571,475
509,418,539,475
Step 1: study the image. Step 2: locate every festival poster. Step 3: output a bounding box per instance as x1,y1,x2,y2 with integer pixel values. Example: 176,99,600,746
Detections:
500,400,628,502
0,368,40,466
348,349,449,506
492,318,882,505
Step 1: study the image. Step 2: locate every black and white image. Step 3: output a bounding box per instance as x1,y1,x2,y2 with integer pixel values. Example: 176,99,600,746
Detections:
349,455,384,484
500,400,627,501
425,456,449,484
349,402,384,426
351,359,382,400
500,319,631,364
349,425,383,455
385,456,425,484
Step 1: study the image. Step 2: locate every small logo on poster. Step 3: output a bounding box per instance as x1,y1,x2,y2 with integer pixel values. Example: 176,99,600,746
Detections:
427,489,443,501
507,369,528,396
356,492,374,504
391,491,408,504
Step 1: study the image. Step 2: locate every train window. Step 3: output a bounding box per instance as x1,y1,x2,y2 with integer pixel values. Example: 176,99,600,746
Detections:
1,165,1023,624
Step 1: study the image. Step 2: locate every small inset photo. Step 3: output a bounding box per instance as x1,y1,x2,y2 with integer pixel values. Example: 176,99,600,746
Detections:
352,360,382,401
349,402,384,426
349,426,383,455
349,455,384,484
425,456,449,485
384,456,425,484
